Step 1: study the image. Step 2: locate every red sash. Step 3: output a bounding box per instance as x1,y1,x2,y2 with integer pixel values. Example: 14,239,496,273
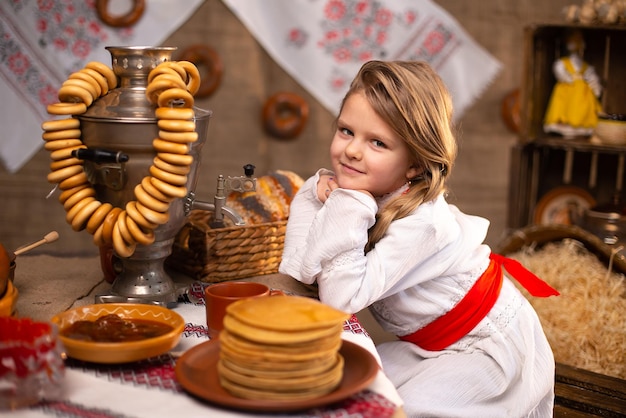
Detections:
398,253,559,351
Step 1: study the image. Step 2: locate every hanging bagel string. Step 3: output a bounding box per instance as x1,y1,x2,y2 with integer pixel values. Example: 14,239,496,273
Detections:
42,60,201,258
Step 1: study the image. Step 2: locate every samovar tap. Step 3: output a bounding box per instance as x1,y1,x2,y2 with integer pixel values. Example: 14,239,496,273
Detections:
187,164,256,228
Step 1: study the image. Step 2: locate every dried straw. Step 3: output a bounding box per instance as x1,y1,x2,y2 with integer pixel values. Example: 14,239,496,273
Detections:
508,239,626,379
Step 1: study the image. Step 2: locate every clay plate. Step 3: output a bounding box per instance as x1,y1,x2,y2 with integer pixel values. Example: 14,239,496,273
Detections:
51,303,185,363
534,186,595,226
175,339,379,412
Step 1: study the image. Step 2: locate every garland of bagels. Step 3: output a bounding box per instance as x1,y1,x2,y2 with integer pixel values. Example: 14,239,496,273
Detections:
42,60,202,258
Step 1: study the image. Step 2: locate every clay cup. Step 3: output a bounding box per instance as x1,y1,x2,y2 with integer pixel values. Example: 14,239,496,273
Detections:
205,281,282,338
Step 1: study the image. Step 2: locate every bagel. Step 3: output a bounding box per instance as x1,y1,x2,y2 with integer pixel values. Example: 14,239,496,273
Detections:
79,68,111,94
86,202,114,234
65,196,96,224
126,201,158,230
71,199,102,231
96,0,145,28
58,84,94,106
101,207,123,245
154,107,195,121
62,186,96,211
46,164,83,183
58,170,89,190
153,156,191,175
41,118,80,132
135,201,170,225
49,144,87,161
134,183,170,213
42,129,82,141
62,78,99,100
112,219,136,258
85,61,117,90
157,129,198,144
43,139,84,152
262,92,309,139
157,119,196,132
50,157,84,172
177,61,202,96
149,165,188,186
152,138,189,154
140,176,174,203
147,66,184,84
157,152,193,166
178,46,222,97
156,87,194,108
158,61,189,83
150,176,188,198
116,211,134,244
146,77,188,104
47,102,87,115
66,74,101,97
125,214,155,246
58,183,90,205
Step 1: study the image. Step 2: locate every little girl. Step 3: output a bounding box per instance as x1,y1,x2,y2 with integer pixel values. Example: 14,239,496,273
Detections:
279,60,559,417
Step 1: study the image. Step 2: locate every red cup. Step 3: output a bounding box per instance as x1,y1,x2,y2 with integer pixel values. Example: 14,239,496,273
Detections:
205,281,282,339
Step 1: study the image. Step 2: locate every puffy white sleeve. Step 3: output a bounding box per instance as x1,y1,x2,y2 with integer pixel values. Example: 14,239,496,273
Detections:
279,169,332,282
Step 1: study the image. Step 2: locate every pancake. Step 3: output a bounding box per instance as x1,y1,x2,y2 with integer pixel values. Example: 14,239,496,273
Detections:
217,295,349,401
222,315,344,344
225,295,350,331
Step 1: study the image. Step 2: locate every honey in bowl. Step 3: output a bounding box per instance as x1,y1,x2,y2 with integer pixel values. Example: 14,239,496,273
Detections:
51,304,185,364
60,313,175,343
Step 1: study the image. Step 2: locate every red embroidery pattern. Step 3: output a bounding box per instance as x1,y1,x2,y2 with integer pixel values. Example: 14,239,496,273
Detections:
316,391,398,418
187,281,207,305
282,0,459,95
39,400,127,418
0,0,133,119
343,314,370,338
405,21,458,67
67,354,182,392
184,322,208,339
317,0,403,63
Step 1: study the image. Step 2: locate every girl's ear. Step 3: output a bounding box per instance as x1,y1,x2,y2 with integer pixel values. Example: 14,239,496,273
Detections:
406,165,421,181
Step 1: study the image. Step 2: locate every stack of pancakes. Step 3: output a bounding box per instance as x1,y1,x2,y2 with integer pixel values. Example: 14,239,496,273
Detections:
217,295,350,401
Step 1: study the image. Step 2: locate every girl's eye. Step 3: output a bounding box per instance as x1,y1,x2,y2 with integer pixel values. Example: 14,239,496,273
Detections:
339,127,353,136
372,139,386,148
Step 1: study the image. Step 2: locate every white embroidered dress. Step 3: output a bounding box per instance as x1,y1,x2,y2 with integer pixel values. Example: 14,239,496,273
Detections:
279,169,555,418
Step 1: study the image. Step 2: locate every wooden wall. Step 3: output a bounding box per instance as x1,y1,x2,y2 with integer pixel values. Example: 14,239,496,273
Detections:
0,0,574,256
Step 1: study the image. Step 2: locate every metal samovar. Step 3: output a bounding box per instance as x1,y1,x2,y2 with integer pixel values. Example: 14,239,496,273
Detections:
74,46,252,307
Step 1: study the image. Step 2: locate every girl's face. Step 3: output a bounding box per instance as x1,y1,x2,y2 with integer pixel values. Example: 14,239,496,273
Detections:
330,92,419,197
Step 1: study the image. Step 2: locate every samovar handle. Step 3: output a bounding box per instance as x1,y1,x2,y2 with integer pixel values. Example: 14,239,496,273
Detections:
71,148,129,164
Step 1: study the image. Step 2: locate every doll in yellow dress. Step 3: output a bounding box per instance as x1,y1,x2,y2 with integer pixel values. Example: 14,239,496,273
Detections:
543,29,603,138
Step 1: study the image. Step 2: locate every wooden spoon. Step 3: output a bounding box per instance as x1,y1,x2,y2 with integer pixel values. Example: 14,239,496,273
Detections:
14,231,59,256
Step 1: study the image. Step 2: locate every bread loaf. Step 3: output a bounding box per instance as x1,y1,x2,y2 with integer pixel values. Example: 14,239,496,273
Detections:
225,170,304,225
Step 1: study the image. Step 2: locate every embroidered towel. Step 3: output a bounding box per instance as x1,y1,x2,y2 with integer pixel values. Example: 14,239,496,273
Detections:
223,0,501,119
0,0,204,173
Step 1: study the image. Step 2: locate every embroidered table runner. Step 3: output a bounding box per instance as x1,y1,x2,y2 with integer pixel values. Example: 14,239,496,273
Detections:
3,282,402,418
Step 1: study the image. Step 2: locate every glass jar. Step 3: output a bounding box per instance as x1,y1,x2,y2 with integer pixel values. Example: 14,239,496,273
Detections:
0,317,65,410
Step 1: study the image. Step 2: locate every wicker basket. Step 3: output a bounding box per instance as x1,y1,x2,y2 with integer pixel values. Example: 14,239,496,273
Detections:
166,210,287,283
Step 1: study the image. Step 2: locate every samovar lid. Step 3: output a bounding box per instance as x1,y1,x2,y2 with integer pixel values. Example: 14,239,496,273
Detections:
82,46,211,122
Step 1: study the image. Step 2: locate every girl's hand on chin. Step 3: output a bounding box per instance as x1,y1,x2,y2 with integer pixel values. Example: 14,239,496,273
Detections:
317,175,337,203
317,175,372,202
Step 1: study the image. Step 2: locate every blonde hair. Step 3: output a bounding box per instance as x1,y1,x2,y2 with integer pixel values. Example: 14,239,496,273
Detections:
338,61,457,252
